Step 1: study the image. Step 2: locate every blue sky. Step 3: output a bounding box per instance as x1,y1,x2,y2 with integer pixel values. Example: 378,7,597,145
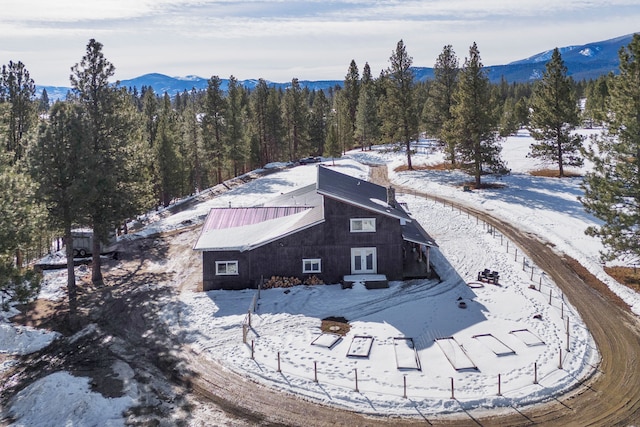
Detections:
2,0,639,86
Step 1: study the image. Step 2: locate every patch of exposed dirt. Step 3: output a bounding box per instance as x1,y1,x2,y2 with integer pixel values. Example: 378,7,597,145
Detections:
530,168,583,178
321,317,351,336
605,265,640,294
394,163,454,172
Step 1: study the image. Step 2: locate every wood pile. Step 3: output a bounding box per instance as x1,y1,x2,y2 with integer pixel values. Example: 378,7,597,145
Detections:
303,275,324,286
263,276,302,289
262,275,324,289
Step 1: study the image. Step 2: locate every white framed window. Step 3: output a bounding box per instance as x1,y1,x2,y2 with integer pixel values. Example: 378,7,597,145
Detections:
215,260,238,275
350,218,376,233
302,258,322,274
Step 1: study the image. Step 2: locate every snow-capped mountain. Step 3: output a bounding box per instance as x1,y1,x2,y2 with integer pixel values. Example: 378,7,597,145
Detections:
37,32,637,99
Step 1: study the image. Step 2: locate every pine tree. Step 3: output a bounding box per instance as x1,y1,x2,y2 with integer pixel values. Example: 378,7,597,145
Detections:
581,34,640,261
386,40,418,170
308,89,329,155
343,60,360,148
325,114,341,163
265,86,284,161
528,48,584,177
282,78,307,161
250,79,270,166
0,60,36,163
514,97,530,128
181,89,204,192
451,42,504,188
334,89,352,154
70,39,153,286
0,163,42,310
30,101,89,315
202,76,226,184
499,98,520,137
423,45,459,164
155,93,184,207
226,76,248,176
354,63,379,150
584,75,610,127
38,88,50,113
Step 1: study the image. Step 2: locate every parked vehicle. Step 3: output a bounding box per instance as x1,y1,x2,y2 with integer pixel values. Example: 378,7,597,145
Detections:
298,156,321,165
70,229,117,258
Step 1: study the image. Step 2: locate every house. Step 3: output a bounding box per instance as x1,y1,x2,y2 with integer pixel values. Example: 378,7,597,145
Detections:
193,165,437,291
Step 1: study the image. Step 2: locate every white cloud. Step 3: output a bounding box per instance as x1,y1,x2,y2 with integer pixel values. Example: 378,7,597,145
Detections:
1,0,638,86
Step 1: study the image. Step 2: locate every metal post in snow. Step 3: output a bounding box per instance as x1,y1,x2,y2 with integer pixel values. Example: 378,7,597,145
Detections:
566,318,571,352
277,351,281,372
450,377,455,399
561,303,564,319
539,276,542,291
515,248,518,261
530,266,534,281
251,339,255,359
354,369,359,392
506,241,509,252
549,289,553,305
403,375,407,398
534,362,538,384
248,310,251,327
498,374,502,396
522,258,526,271
314,361,318,383
559,348,563,369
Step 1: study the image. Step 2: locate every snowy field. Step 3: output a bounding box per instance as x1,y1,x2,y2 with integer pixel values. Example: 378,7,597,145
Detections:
3,128,640,425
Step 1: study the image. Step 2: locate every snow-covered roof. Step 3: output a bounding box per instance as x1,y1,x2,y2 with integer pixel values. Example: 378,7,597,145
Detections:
316,166,412,221
194,166,437,252
193,205,324,252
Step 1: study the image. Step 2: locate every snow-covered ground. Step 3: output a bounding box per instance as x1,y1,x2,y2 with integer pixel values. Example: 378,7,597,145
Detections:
2,128,639,425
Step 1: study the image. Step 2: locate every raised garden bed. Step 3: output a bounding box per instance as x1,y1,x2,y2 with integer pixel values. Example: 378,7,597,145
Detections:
347,335,374,358
394,337,421,370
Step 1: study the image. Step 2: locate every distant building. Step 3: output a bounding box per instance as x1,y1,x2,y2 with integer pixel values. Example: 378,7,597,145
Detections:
193,166,437,290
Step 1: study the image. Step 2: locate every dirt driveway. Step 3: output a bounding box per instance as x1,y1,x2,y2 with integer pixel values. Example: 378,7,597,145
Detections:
2,165,640,426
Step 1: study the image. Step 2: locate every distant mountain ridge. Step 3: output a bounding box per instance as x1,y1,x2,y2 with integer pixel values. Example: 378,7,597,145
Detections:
38,32,637,99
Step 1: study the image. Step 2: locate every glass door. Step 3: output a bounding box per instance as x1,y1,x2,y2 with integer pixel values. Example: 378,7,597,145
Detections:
351,247,377,274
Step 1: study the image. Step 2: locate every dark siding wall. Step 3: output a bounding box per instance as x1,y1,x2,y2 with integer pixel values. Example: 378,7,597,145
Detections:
322,197,404,280
202,196,405,290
